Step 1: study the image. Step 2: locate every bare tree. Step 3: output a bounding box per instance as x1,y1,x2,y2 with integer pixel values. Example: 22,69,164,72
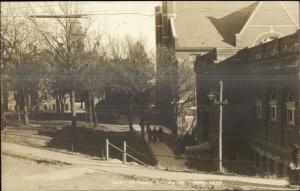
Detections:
27,3,93,128
1,7,25,119
156,47,195,134
79,34,104,127
1,6,49,127
107,37,155,138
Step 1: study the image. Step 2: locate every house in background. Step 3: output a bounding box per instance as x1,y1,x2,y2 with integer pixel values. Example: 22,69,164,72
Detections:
155,1,299,135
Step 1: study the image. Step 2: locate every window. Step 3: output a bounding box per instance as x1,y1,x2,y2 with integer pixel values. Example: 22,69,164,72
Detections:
286,91,295,125
256,96,262,118
287,109,294,125
269,91,277,121
270,106,277,121
256,105,262,118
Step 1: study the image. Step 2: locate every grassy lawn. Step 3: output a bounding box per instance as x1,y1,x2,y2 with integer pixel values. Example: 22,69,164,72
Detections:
38,125,157,165
3,119,157,166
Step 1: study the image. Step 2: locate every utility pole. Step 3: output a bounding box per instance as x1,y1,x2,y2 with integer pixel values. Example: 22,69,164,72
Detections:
207,80,228,173
218,80,224,173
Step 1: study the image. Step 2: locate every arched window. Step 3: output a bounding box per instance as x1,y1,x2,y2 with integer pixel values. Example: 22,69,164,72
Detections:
254,32,282,46
286,90,295,125
259,36,278,44
269,90,277,121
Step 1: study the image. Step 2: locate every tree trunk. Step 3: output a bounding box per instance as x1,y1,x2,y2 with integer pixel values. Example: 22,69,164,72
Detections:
33,93,39,117
16,93,22,128
1,78,9,111
56,93,61,114
23,95,29,127
89,95,93,126
92,96,98,127
146,118,150,133
61,93,65,113
172,100,178,135
84,98,89,121
141,125,145,140
70,92,74,112
94,110,98,127
59,92,65,113
127,112,133,132
140,111,145,140
70,90,76,128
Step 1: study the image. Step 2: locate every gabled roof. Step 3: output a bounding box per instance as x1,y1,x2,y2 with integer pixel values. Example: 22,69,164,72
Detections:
238,1,299,36
208,2,259,46
172,1,299,49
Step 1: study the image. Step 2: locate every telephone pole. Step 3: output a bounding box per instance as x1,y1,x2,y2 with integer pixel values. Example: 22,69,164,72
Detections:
218,80,224,173
208,80,228,173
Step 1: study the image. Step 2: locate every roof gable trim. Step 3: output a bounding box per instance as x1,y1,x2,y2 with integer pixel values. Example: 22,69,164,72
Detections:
279,2,299,29
237,1,262,36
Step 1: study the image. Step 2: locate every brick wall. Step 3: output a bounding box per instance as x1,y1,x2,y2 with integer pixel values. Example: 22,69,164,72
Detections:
195,31,299,176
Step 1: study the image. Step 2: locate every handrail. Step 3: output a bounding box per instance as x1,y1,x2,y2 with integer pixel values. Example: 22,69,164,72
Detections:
108,142,123,153
126,152,148,166
108,140,148,166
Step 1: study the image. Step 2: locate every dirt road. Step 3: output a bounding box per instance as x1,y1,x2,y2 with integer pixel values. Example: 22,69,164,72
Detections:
2,142,293,190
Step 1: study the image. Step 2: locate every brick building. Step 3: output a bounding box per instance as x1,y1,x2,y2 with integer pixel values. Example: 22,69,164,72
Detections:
155,1,299,134
194,31,299,177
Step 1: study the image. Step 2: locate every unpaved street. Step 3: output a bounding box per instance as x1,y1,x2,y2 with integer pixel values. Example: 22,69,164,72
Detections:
2,141,295,191
2,155,195,191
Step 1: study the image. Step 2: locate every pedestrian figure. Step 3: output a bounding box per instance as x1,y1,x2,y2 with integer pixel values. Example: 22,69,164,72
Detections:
158,127,164,143
152,127,158,143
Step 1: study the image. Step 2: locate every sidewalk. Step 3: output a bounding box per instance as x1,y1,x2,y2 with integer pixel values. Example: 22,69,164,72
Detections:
2,142,291,188
149,141,187,171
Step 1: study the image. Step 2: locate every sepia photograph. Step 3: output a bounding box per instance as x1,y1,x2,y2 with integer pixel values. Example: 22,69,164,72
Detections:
1,1,299,190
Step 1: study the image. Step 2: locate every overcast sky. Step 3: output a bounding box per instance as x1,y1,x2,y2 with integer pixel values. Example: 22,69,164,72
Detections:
2,1,161,55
